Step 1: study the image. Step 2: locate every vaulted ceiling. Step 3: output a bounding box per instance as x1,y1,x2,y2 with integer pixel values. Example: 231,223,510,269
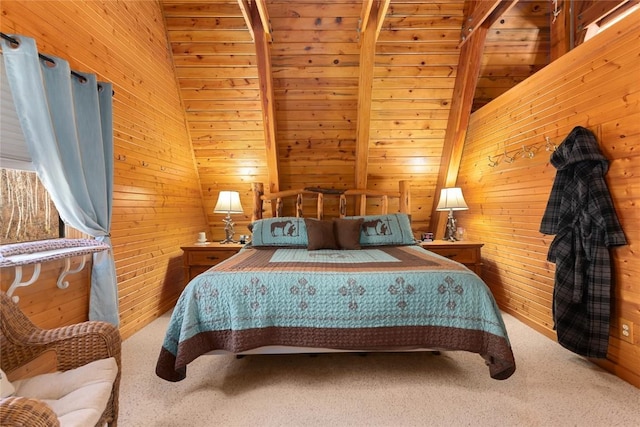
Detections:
159,0,630,231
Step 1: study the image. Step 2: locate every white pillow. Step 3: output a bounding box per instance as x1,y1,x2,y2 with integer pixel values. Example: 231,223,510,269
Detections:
12,357,117,427
0,368,16,398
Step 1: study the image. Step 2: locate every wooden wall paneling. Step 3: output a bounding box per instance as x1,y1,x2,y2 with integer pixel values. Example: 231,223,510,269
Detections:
429,0,491,240
164,0,269,241
373,1,465,234
269,1,361,198
474,1,549,111
458,10,640,387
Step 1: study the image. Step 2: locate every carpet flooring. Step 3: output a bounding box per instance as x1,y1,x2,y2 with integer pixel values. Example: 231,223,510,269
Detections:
119,311,639,426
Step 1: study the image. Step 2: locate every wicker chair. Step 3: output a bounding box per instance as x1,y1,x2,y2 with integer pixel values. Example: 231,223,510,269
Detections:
0,291,121,426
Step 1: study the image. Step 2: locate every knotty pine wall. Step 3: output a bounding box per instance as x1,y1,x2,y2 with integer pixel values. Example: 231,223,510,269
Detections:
0,0,207,339
455,12,640,387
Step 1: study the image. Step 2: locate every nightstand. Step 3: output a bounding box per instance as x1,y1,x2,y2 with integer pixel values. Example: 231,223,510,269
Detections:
420,240,484,276
181,242,244,286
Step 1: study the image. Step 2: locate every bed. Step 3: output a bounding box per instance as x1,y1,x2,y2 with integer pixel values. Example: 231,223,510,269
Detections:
156,182,516,381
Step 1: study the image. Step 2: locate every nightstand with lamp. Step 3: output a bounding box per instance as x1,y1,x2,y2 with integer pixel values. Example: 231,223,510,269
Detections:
181,190,246,286
423,187,484,277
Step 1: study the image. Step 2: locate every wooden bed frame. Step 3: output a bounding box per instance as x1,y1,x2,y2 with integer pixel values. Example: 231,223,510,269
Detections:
250,181,410,221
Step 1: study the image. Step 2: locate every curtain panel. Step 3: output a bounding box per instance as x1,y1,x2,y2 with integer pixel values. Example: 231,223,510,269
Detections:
1,35,119,325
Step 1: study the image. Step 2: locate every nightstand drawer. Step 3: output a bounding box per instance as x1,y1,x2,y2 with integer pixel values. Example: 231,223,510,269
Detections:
429,247,478,263
188,250,238,265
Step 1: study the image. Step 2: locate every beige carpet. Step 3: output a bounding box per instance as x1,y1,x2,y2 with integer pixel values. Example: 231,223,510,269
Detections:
119,311,639,427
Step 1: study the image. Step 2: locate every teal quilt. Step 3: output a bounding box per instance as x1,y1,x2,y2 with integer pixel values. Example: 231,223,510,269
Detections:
156,245,516,381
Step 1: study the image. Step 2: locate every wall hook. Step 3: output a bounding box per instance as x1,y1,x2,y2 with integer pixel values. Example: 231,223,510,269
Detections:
545,136,557,152
521,145,535,158
488,156,499,167
503,143,516,163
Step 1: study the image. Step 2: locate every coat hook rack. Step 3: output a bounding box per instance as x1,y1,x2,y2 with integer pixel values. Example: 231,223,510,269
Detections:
487,136,557,168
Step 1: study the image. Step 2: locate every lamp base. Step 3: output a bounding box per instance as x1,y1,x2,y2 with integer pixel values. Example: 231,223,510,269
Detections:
220,215,238,244
444,210,459,242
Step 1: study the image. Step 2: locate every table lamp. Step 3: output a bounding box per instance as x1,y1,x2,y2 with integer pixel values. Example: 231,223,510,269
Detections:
214,191,244,243
436,187,468,241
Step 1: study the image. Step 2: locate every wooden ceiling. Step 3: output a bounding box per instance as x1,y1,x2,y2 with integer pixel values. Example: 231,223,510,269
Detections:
160,0,629,231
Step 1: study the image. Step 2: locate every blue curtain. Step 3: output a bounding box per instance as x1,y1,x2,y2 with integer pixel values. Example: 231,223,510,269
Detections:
2,35,119,325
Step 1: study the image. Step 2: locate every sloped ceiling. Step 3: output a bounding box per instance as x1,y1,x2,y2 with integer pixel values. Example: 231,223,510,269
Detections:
160,0,552,230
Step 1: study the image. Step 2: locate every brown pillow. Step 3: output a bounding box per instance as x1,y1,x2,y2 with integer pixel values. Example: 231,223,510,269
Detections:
305,218,339,250
333,217,364,250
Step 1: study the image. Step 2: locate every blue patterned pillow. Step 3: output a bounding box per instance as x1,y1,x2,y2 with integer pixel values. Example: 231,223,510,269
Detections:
250,217,308,247
348,213,415,246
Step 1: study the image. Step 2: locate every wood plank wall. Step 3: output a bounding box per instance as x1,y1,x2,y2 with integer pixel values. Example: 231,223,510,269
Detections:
455,12,640,387
473,1,549,111
164,1,271,240
371,1,464,231
0,0,207,339
163,1,473,236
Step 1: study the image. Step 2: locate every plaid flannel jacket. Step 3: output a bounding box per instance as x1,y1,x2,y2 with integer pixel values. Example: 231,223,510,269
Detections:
540,126,627,358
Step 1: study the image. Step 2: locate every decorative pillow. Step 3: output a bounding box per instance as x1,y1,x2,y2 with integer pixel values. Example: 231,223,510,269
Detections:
1,368,16,398
350,213,415,246
250,217,308,247
305,219,339,250
333,217,364,250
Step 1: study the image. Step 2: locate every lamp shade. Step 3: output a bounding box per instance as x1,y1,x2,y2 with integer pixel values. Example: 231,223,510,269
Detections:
213,191,244,214
436,187,468,211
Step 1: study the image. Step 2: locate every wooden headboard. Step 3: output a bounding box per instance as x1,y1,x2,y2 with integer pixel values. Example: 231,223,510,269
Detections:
251,181,410,221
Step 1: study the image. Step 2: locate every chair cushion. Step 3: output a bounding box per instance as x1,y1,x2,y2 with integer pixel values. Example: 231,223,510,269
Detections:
12,357,117,427
0,368,15,397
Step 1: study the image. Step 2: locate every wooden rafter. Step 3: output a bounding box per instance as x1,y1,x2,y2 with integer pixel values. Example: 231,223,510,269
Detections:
550,0,571,60
354,0,389,212
574,0,634,46
463,0,520,45
238,0,279,195
431,0,515,238
237,0,273,42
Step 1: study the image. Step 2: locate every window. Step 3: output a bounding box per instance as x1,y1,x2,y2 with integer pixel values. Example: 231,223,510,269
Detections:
0,168,63,244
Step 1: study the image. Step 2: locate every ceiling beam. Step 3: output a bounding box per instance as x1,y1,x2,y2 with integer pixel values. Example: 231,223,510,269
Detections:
574,0,634,46
459,0,514,46
355,0,389,211
431,0,515,239
550,0,571,60
238,0,273,42
239,0,279,195
237,0,255,41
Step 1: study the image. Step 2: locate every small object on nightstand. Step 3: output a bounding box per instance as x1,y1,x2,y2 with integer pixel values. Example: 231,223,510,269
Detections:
421,232,434,242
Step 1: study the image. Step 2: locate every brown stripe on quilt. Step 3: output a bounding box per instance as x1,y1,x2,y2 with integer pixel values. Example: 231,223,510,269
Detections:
218,246,466,273
156,325,515,382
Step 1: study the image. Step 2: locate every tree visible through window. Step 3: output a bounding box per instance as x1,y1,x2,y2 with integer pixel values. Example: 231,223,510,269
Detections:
0,168,62,244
